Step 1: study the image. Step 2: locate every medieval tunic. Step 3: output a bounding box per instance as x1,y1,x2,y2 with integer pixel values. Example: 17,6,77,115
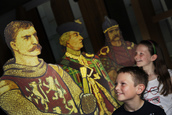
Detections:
97,41,136,73
0,58,83,114
59,51,121,115
97,41,136,107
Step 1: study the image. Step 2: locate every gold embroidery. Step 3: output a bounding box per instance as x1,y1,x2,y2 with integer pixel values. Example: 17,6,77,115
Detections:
127,42,134,49
80,67,90,94
93,73,101,79
75,19,82,24
65,52,89,66
98,46,109,56
27,80,49,112
88,78,112,115
85,53,94,57
50,65,81,113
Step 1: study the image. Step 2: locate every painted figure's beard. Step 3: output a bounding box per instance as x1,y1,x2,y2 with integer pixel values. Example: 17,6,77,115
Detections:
28,44,42,52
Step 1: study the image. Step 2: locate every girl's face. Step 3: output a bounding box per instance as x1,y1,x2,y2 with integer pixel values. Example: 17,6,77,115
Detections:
134,44,154,68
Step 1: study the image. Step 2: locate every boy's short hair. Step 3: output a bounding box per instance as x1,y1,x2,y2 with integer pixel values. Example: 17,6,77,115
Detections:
117,66,148,98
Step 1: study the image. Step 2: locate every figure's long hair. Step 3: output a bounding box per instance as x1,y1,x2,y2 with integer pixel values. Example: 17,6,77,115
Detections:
139,40,172,96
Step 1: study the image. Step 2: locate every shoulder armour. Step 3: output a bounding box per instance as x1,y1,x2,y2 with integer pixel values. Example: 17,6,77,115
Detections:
126,42,135,49
85,53,95,58
98,46,109,56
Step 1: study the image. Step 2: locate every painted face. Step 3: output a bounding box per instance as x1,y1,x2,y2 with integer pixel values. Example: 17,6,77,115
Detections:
107,26,121,46
12,26,42,56
67,31,84,51
134,44,153,68
115,72,138,102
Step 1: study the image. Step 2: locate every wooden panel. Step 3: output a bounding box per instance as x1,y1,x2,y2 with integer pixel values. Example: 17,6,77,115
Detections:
104,0,137,43
130,0,151,40
50,0,74,25
152,9,172,23
78,0,108,53
131,0,172,68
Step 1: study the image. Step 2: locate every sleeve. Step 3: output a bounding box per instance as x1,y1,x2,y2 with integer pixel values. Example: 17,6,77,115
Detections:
156,107,166,115
0,90,58,115
166,107,172,115
0,80,19,96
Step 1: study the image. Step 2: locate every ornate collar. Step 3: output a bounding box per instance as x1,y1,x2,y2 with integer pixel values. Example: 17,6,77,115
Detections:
66,47,81,56
65,52,88,66
3,58,47,77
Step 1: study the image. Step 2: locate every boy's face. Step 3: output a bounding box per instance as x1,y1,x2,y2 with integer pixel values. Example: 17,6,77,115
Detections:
115,72,141,103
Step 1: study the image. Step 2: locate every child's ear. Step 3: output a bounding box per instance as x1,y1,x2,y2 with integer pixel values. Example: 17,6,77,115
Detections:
136,84,145,95
151,54,157,61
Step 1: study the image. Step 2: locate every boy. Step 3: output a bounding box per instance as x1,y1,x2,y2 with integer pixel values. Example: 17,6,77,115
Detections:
112,66,166,115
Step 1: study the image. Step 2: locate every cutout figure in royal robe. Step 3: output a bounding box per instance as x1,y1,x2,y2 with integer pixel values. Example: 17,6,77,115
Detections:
97,16,137,84
0,20,87,114
57,20,121,115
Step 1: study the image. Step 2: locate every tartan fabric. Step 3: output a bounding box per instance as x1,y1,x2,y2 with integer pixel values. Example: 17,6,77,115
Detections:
59,53,121,114
60,57,83,88
60,53,115,90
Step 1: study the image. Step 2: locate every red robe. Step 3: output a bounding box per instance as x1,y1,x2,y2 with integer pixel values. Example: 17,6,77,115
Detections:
97,41,136,72
1,59,80,114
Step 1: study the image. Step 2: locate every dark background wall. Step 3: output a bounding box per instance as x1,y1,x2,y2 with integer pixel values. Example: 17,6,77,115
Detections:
104,0,137,43
0,0,172,76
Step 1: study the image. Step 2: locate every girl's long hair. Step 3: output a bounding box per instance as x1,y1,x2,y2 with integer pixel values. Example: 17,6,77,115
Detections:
139,40,172,96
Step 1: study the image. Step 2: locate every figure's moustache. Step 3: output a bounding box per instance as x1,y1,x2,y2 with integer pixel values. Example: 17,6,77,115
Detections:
28,44,42,52
111,35,120,41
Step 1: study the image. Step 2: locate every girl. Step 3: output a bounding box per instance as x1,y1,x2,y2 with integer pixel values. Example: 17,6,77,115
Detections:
134,40,172,115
